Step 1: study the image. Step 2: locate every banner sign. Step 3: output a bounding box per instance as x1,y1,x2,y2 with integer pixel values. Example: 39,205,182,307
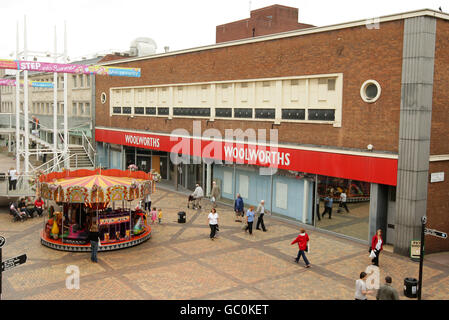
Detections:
0,78,54,88
100,215,130,225
95,128,398,186
0,59,140,77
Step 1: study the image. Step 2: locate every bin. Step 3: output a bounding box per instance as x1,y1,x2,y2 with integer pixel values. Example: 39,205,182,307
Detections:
404,278,418,298
177,211,186,223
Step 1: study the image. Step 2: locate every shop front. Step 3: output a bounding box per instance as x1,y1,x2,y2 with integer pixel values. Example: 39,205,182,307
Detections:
95,126,398,243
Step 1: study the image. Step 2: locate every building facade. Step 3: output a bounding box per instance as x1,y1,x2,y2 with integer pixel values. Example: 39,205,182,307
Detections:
93,8,449,255
0,57,101,146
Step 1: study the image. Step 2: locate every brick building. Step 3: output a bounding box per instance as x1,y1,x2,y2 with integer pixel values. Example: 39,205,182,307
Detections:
94,8,449,255
216,4,314,43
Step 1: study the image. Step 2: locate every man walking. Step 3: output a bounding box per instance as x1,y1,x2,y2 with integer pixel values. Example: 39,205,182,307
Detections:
8,167,18,191
255,200,268,232
322,194,333,219
234,193,244,222
192,183,204,209
376,276,400,300
337,190,350,213
210,181,220,208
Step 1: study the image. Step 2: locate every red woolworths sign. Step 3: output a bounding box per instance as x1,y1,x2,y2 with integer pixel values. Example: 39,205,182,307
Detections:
95,128,398,186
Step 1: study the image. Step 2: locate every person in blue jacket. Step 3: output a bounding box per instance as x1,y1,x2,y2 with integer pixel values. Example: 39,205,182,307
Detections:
234,193,244,222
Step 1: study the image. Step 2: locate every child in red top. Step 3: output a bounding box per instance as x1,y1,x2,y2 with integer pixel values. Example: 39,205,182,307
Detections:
291,228,311,268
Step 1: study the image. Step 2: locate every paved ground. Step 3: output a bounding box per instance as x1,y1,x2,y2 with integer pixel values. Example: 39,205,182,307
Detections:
0,186,448,300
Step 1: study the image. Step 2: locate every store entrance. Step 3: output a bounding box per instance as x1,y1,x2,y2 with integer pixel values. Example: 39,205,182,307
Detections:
315,175,371,241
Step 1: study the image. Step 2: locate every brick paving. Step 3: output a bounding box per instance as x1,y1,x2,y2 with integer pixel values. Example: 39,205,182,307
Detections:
0,187,448,300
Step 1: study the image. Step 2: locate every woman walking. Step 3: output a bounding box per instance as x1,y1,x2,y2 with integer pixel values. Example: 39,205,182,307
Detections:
245,206,255,235
371,229,383,266
208,208,219,240
88,223,101,263
291,228,311,268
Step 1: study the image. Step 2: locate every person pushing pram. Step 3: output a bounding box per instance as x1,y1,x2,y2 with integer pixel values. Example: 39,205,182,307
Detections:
188,184,204,210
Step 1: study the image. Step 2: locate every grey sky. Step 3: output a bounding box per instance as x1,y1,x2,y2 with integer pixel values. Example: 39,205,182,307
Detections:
0,0,444,62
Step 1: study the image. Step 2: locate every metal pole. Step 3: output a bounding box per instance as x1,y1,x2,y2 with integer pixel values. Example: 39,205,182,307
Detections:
23,15,30,175
53,25,58,168
418,216,426,300
270,168,273,214
63,21,68,169
15,21,20,173
0,247,2,300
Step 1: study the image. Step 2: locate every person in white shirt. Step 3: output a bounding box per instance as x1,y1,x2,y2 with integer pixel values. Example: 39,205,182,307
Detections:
8,167,18,191
207,208,219,240
144,193,151,212
255,200,268,232
337,190,350,213
355,271,374,300
192,184,204,209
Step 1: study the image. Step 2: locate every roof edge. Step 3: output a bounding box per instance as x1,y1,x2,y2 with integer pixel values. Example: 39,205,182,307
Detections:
99,8,449,67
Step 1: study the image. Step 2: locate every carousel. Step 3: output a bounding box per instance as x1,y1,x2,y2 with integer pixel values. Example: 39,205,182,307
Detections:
38,168,156,252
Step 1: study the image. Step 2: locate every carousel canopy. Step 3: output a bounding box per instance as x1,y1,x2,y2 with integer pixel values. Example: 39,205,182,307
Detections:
38,169,154,203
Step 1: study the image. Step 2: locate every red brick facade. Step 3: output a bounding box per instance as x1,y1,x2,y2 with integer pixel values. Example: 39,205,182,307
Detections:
216,5,314,43
96,21,404,153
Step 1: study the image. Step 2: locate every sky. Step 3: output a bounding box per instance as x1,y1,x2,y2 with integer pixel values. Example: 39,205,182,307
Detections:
0,0,445,62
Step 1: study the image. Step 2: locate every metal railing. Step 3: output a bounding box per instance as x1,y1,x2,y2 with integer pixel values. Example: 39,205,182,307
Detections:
2,174,36,197
81,130,95,168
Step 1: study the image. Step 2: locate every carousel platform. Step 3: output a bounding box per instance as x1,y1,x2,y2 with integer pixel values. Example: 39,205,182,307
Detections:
40,226,151,252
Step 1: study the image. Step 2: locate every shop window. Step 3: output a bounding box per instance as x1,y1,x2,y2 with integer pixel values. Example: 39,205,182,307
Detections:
145,107,156,115
328,79,336,91
234,108,252,118
239,174,249,198
223,171,233,194
308,109,335,121
122,107,132,114
255,108,275,119
276,182,288,209
282,109,305,120
158,107,169,116
134,107,144,115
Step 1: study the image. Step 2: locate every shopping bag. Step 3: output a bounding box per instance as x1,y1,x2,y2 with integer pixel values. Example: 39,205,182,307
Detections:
306,243,310,253
210,196,215,203
369,250,376,258
241,223,248,230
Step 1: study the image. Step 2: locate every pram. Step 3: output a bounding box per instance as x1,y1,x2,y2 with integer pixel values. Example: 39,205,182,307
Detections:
187,195,195,209
10,203,27,222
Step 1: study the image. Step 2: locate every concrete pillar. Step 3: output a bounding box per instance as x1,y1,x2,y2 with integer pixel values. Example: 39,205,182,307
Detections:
206,163,212,197
395,16,436,256
369,183,389,241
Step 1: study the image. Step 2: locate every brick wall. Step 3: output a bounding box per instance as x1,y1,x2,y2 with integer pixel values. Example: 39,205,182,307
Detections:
430,19,449,155
96,20,404,153
216,5,314,43
426,161,449,253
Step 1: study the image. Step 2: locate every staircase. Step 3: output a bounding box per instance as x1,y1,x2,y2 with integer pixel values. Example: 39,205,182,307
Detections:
68,145,94,169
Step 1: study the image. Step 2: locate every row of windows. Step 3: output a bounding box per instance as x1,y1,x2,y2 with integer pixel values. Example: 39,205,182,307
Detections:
112,106,335,121
29,101,90,116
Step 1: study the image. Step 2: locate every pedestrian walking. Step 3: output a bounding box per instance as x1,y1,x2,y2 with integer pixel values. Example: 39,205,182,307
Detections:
355,271,375,300
210,181,220,208
291,228,311,268
321,194,333,219
208,208,219,240
370,229,383,266
255,200,268,232
337,190,350,213
376,276,400,300
8,167,18,191
234,193,244,222
245,206,255,235
192,183,204,209
315,195,321,221
88,223,100,263
144,193,151,212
